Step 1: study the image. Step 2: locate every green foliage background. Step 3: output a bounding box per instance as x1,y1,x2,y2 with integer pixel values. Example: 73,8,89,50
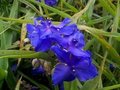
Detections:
0,0,120,90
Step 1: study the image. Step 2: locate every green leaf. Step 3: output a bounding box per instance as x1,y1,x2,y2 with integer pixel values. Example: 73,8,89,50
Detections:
72,0,95,22
0,20,11,35
99,0,115,16
61,0,78,13
98,84,120,90
78,25,120,41
70,79,79,90
80,77,99,90
64,79,81,90
0,17,33,24
0,50,50,60
6,68,16,90
84,0,95,21
0,68,7,81
15,76,22,90
78,25,120,66
9,0,18,18
0,81,3,90
19,0,41,15
28,0,71,18
64,82,71,90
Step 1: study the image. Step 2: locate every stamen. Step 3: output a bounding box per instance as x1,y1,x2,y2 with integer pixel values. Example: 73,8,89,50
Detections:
73,69,75,72
57,28,60,31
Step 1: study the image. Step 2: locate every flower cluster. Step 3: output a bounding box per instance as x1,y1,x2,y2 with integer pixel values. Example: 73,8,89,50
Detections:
36,0,58,6
26,17,98,85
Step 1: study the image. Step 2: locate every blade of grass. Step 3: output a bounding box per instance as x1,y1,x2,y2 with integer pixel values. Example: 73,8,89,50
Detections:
107,0,116,11
61,0,78,13
78,25,120,65
28,0,71,18
98,84,120,90
72,0,95,23
0,50,49,60
6,68,17,90
15,76,22,90
99,0,115,16
0,17,33,23
19,0,42,15
9,0,18,18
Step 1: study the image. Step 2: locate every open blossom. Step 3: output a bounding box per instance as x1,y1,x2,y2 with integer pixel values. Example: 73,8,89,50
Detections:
36,0,58,6
26,17,98,87
53,18,89,57
26,17,58,52
51,45,98,85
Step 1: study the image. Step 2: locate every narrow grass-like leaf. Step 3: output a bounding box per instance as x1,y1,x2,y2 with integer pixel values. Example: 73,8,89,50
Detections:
28,0,71,18
70,79,78,90
99,0,115,16
78,25,120,65
87,16,112,25
61,0,78,13
9,0,18,18
0,17,33,24
64,82,71,90
79,25,120,41
0,68,7,81
19,0,41,15
98,84,120,90
72,0,95,22
0,20,11,35
80,77,99,90
0,50,49,60
6,68,16,90
0,33,9,87
107,0,116,11
15,76,22,90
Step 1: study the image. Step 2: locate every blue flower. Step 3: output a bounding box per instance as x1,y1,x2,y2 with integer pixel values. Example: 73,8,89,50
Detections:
27,17,98,86
36,0,58,6
51,45,98,85
53,18,88,57
26,17,57,52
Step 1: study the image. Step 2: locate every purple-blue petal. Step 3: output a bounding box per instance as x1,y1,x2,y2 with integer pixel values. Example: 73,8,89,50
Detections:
51,45,70,63
75,63,98,81
69,31,85,48
35,38,52,52
56,18,71,28
45,0,58,6
73,31,85,48
52,63,75,85
35,16,44,21
36,0,58,6
60,24,77,35
26,24,35,34
28,32,40,48
69,47,90,57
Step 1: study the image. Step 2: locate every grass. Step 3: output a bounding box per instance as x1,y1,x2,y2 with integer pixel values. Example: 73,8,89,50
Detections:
0,0,120,90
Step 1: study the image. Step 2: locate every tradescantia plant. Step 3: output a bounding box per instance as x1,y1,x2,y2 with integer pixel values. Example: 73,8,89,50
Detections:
36,0,58,6
0,0,120,90
26,17,98,89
